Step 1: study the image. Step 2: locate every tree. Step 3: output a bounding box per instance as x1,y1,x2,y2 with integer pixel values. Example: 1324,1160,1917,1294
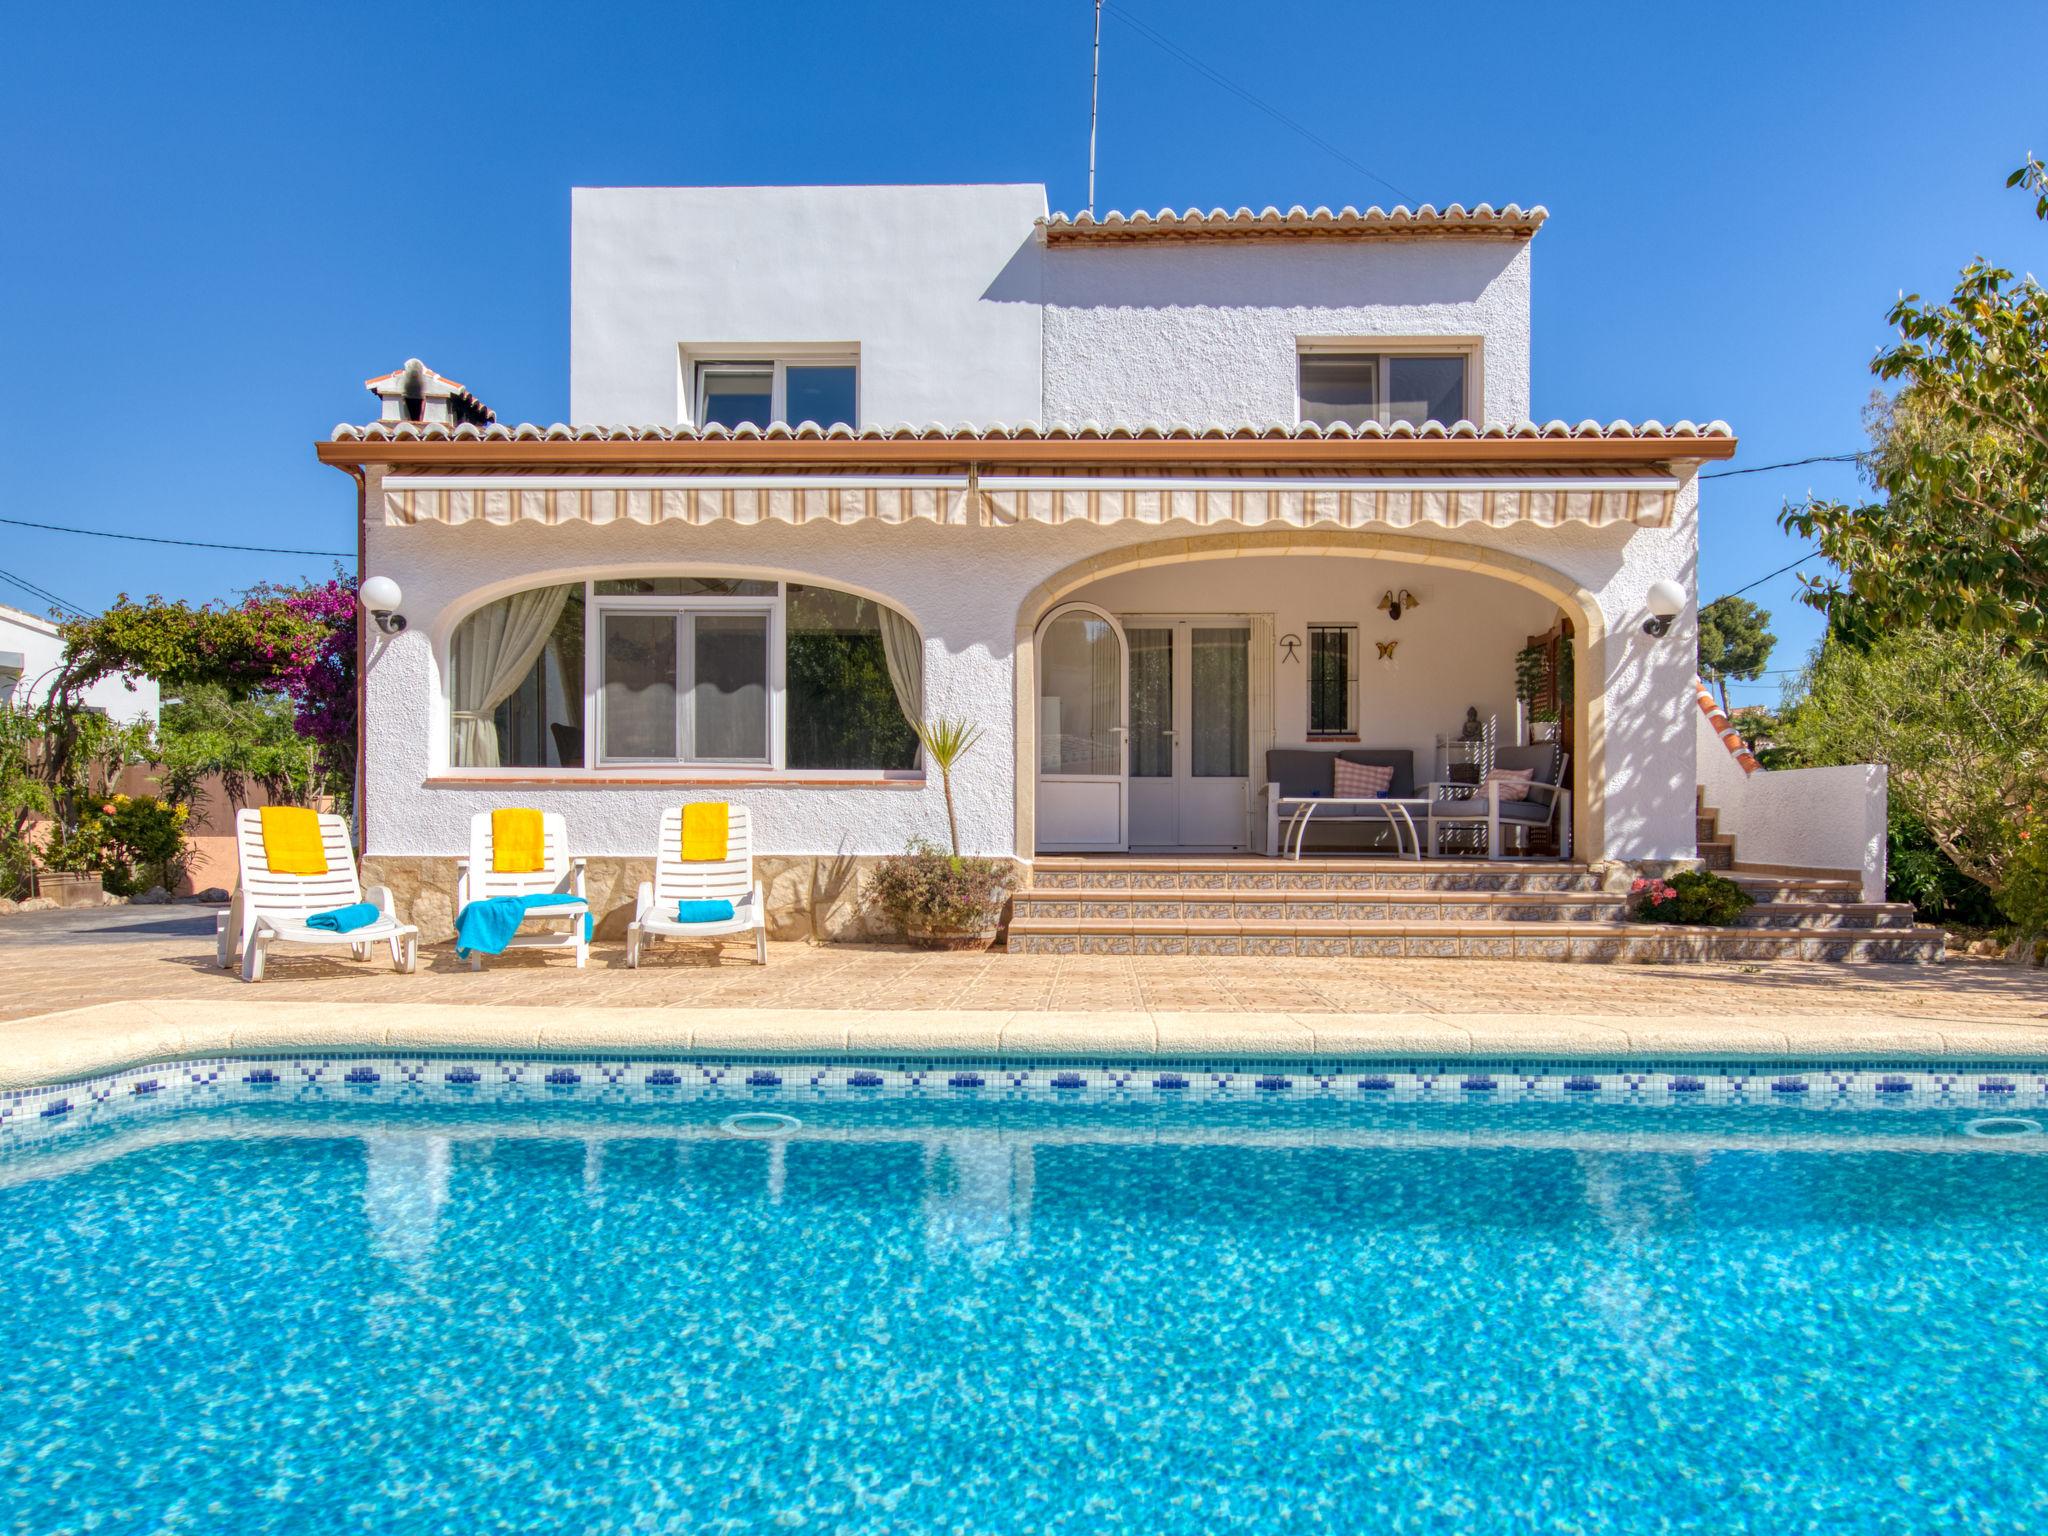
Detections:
1781,157,2048,659
1697,595,1776,714
156,684,318,816
54,575,358,808
1774,627,2048,903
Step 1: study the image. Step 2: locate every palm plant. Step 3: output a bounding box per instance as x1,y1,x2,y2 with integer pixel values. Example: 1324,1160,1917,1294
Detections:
910,714,984,860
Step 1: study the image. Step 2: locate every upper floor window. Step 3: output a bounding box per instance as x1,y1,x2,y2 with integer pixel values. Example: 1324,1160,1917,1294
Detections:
1297,347,1469,429
693,356,857,430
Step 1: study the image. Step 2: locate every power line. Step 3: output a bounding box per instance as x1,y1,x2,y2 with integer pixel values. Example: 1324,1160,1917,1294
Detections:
1700,453,1862,480
1100,3,1415,203
1713,550,1825,602
0,513,349,559
0,565,86,619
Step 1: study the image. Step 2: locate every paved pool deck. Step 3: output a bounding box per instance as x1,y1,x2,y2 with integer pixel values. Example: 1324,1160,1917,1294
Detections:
5,905,2048,1090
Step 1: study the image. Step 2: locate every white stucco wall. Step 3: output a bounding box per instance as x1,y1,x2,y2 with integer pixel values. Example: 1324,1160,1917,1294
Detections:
0,604,158,723
1695,707,1887,900
570,184,1049,427
569,183,1533,429
360,476,1703,865
1043,239,1532,426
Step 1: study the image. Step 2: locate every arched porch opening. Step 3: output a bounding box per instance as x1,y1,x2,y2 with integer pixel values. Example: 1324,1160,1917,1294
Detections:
1013,530,1608,862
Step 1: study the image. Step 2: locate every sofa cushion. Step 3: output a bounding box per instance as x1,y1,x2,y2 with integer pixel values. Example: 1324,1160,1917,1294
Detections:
1333,759,1394,798
1266,748,1415,799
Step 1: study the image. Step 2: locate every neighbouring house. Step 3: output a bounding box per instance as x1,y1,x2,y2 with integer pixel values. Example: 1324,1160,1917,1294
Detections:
0,602,159,723
319,183,1903,955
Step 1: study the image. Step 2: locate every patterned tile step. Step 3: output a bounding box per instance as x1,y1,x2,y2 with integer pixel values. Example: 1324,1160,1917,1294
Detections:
1013,890,1631,922
1029,863,1603,894
1005,920,1945,963
1737,902,1918,931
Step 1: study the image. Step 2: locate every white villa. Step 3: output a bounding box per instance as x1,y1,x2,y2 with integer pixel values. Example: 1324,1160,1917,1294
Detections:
323,183,1909,958
1,602,159,723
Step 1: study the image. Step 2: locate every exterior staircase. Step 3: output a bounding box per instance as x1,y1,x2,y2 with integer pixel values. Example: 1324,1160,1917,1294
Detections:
1008,801,1942,963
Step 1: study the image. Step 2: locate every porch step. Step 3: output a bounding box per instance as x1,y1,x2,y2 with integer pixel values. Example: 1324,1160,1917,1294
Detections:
1029,857,1603,895
1014,854,1941,962
1005,916,1944,963
1738,901,1918,931
1013,888,1630,923
1698,837,1736,871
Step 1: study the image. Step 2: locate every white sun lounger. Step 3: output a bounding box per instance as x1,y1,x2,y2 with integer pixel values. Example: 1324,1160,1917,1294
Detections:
626,804,767,967
217,808,418,983
456,810,590,970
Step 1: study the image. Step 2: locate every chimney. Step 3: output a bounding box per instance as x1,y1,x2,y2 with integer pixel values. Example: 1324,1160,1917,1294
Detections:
363,359,495,427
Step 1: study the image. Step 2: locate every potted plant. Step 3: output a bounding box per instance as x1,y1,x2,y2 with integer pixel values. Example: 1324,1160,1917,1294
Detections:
868,715,1010,947
33,821,109,907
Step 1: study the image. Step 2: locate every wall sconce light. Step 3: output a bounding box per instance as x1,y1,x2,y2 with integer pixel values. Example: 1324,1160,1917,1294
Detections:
1641,579,1686,639
360,575,407,635
1378,589,1420,622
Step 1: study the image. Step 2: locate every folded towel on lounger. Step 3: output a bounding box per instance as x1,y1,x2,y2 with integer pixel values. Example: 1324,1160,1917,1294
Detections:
455,893,592,957
306,902,381,934
259,806,328,875
675,898,737,924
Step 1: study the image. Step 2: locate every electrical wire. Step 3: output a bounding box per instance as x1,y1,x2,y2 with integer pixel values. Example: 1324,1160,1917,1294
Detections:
1100,3,1415,203
0,513,349,559
1700,453,1862,480
0,565,86,618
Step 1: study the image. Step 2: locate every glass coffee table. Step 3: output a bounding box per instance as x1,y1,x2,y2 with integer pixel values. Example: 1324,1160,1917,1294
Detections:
1276,796,1434,860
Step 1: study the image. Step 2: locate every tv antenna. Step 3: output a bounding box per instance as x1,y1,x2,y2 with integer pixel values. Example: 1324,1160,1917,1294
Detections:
1088,0,1102,214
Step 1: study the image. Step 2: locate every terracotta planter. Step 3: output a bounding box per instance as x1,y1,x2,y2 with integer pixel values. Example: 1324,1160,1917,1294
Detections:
33,870,106,908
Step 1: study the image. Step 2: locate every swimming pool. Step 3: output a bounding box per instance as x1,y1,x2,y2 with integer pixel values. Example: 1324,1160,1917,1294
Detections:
6,1055,2048,1534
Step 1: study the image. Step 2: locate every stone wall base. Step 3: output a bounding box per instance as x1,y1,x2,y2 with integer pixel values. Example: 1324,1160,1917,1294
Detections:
361,854,1028,946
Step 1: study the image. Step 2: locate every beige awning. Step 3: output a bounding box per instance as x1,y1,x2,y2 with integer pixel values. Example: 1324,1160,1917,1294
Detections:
381,473,1679,530
977,475,1679,530
381,475,975,527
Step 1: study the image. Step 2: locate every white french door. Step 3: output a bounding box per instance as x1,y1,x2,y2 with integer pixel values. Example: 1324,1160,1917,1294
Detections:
1125,617,1251,851
1034,602,1129,852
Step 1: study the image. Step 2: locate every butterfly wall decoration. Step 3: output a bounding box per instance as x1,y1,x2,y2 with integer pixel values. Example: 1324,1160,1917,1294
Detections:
1376,639,1399,663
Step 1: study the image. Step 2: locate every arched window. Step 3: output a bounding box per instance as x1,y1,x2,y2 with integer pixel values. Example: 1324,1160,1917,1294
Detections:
447,577,921,773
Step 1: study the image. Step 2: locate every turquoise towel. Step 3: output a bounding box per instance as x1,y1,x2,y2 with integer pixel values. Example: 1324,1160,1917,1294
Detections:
456,893,592,957
675,898,736,924
306,902,380,934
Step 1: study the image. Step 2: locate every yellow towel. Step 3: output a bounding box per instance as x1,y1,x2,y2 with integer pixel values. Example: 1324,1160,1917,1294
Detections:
681,802,729,862
492,808,546,873
259,806,328,876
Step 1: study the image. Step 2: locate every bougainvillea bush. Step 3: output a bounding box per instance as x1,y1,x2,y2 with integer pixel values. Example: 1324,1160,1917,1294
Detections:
55,575,358,805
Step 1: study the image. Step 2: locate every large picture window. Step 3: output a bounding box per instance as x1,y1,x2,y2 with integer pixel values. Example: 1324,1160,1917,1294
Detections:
447,577,921,775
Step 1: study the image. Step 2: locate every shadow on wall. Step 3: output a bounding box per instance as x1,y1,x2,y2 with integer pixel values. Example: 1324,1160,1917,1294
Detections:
1595,545,1701,865
1036,239,1516,312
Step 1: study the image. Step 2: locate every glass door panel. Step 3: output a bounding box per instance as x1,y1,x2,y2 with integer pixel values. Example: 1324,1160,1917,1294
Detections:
690,613,769,762
1035,605,1127,851
1127,628,1174,779
1037,611,1122,777
601,612,679,760
1190,628,1249,778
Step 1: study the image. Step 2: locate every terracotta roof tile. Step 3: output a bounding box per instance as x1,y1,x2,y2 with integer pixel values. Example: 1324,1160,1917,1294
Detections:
1039,202,1546,243
331,417,1729,444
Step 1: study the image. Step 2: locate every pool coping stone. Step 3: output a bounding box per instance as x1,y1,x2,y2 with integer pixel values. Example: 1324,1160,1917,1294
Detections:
5,999,2047,1092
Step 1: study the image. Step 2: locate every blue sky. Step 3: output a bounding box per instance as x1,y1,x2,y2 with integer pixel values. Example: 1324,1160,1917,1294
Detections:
3,0,2043,699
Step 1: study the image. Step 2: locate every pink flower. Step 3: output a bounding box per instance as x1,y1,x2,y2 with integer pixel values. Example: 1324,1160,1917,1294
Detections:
1631,877,1647,892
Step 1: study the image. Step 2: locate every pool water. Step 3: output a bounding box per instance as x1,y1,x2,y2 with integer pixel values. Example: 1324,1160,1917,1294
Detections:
6,1082,2048,1534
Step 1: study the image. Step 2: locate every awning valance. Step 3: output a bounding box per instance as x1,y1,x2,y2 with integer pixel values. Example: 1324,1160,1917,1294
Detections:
381,475,974,527
977,475,1679,530
381,473,1679,530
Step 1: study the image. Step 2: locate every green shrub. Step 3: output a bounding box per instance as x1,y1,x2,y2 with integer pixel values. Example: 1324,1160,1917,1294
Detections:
868,839,1009,945
58,793,189,895
1630,870,1754,926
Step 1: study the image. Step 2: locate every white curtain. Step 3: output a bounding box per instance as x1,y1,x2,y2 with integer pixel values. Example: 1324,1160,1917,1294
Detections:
877,605,925,734
449,586,574,767
1247,614,1275,848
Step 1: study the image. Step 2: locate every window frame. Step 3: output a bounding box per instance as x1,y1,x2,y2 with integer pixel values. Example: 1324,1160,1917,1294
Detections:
680,346,860,430
1305,623,1359,740
1295,336,1483,429
440,574,925,784
588,589,783,771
